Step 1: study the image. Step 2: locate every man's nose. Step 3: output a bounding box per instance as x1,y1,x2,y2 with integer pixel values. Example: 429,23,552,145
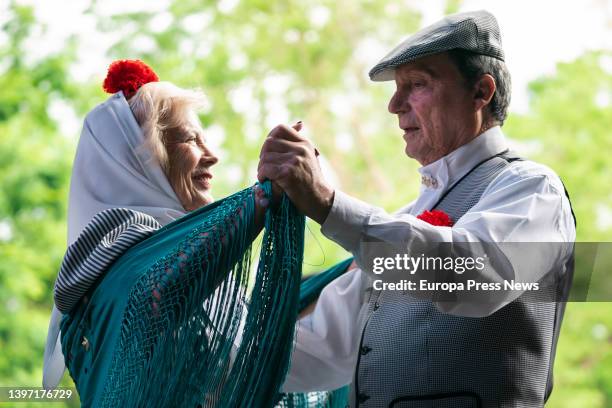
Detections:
388,90,409,115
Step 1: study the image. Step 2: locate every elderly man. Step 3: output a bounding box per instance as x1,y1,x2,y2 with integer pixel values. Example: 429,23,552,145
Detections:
258,10,575,408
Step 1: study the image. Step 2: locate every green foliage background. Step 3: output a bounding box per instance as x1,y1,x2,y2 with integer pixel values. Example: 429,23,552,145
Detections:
0,0,610,406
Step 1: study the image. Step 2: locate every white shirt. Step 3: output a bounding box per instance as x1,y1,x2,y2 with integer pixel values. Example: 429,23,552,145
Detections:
282,126,575,392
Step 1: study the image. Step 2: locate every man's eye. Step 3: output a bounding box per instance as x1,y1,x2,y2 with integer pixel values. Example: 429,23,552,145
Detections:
186,136,198,143
413,81,425,88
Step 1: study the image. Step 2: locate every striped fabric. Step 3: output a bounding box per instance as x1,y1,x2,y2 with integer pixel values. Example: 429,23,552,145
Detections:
54,208,161,313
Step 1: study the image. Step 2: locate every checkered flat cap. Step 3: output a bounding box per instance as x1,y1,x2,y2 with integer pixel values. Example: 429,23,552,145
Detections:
369,10,504,81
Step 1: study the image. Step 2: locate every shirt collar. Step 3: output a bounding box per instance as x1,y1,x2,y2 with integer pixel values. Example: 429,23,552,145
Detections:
417,126,509,190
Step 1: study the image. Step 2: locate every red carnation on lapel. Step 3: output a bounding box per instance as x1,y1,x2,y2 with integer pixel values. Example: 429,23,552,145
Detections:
102,59,159,99
417,210,453,227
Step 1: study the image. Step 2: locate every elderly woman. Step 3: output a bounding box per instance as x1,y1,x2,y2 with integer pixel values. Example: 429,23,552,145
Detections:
42,60,306,408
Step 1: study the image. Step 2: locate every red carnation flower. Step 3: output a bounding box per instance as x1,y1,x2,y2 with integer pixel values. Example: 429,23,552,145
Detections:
416,210,453,227
102,59,159,99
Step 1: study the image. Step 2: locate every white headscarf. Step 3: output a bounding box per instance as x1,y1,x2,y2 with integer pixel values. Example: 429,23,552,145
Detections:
43,91,186,388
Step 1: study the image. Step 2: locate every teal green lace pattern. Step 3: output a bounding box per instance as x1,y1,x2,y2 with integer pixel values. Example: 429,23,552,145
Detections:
62,180,353,407
99,182,304,407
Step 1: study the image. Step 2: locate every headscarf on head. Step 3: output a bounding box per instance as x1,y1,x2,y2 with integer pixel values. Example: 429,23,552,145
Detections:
67,91,186,243
43,90,187,389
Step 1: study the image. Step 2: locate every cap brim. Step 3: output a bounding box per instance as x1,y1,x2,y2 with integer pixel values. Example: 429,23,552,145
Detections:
369,68,396,82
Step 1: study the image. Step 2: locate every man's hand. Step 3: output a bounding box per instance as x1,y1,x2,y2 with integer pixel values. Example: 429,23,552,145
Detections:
257,122,334,224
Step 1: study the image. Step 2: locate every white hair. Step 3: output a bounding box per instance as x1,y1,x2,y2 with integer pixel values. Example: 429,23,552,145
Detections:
128,81,207,170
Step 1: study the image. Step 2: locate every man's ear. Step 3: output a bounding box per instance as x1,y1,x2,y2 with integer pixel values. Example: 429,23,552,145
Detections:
473,74,496,112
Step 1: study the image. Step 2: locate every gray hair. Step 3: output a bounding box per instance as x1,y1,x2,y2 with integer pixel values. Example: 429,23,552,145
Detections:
128,82,207,171
447,49,512,126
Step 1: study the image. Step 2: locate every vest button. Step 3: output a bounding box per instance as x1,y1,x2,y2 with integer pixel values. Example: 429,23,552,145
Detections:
357,392,370,403
373,301,380,311
360,345,372,355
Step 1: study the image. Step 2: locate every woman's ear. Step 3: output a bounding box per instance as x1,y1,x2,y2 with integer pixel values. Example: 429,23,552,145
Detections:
473,74,496,113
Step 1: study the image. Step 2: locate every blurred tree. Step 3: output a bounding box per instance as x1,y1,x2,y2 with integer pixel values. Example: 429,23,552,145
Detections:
505,51,612,241
0,3,82,406
94,0,424,272
504,51,612,408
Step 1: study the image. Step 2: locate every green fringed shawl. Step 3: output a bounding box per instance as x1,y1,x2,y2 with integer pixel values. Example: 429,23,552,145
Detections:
61,182,351,407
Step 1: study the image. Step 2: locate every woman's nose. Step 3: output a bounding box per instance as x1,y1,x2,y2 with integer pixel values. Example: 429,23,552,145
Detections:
200,146,219,166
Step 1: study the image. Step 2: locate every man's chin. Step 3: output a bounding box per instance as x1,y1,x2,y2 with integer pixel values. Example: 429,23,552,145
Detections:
404,145,418,160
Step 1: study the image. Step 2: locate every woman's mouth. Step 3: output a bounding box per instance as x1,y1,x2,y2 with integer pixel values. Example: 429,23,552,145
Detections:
192,172,213,189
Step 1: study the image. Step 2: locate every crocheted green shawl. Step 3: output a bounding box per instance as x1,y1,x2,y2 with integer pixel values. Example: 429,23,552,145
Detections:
60,182,350,407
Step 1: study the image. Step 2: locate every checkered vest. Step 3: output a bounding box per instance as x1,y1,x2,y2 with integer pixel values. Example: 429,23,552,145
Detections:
351,151,574,407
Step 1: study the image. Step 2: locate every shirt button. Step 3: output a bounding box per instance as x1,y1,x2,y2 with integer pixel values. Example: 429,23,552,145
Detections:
360,346,372,355
357,392,370,403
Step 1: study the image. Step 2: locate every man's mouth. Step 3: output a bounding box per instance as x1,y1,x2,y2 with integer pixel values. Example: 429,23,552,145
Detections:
402,127,420,137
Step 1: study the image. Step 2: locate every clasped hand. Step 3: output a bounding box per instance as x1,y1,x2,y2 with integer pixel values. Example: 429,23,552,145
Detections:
257,122,334,224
